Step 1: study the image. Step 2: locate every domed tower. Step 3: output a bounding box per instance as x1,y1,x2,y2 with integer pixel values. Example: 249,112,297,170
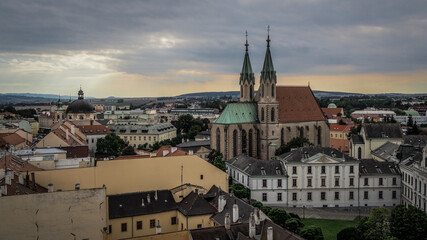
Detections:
258,27,279,160
239,32,255,102
54,95,66,122
66,87,96,120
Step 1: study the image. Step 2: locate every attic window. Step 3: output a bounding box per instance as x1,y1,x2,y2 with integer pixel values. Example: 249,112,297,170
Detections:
375,166,383,174
261,167,266,175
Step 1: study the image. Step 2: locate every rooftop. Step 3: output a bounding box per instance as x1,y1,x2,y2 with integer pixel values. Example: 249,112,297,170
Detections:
359,159,400,175
279,147,358,163
227,154,287,176
213,103,258,125
363,123,403,139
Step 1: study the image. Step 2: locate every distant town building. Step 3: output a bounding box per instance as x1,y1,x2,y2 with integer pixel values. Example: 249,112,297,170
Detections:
395,115,427,126
329,124,352,155
54,87,97,122
350,108,396,122
177,140,211,160
103,109,159,125
36,121,87,148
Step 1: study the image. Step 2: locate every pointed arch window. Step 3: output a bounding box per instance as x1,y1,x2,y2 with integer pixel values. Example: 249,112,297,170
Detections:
242,130,247,154
358,147,362,159
249,129,253,157
299,127,304,138
261,108,265,122
250,85,253,100
271,108,275,122
233,129,238,157
271,84,275,97
240,86,243,98
261,85,264,97
216,128,221,151
317,127,322,146
281,128,284,146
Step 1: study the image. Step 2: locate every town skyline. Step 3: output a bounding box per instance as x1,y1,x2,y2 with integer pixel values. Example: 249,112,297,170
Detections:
0,0,426,97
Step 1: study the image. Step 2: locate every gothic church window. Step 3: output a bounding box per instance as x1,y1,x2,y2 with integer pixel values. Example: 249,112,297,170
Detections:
242,130,247,154
261,108,265,122
233,130,238,157
358,147,362,159
216,128,221,151
271,108,275,122
249,129,253,157
271,84,275,97
250,85,253,100
240,86,243,98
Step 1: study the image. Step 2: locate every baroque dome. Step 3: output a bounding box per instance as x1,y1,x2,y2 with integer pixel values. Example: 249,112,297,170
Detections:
66,88,95,114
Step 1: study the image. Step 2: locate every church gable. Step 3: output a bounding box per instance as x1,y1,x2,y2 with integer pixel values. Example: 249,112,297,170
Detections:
212,103,258,124
276,86,325,123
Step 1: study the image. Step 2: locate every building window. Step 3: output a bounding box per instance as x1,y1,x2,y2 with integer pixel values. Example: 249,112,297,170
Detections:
364,178,368,186
350,166,354,174
292,166,297,174
321,178,326,187
262,193,267,202
379,191,383,199
292,179,297,187
261,108,265,121
292,193,297,201
335,166,339,174
364,191,369,200
262,179,267,188
392,191,396,199
197,224,202,229
150,219,155,228
335,192,340,200
121,223,127,232
242,130,247,154
321,166,326,174
379,178,383,186
307,178,312,187
307,166,312,174
171,217,177,225
200,175,203,180
350,178,354,186
321,192,326,200
358,147,362,159
137,221,142,230
335,177,340,187
109,225,112,233
233,129,238,157
277,192,282,201
216,128,221,152
271,108,275,122
307,192,312,201
277,179,282,188
392,177,397,185
349,191,354,200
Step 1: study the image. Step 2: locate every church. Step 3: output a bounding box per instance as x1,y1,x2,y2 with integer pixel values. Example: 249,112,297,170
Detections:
210,33,330,160
54,87,97,121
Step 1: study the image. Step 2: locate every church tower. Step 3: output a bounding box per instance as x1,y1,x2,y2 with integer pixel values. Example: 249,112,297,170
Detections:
258,27,280,160
240,32,255,102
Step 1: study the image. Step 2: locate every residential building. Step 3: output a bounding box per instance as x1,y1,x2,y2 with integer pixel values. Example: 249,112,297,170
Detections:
329,124,352,154
395,115,427,126
38,112,55,131
35,121,87,148
77,123,111,156
109,122,176,148
350,108,396,122
177,140,211,160
350,123,403,159
321,104,345,124
226,154,288,206
211,34,329,161
0,132,27,150
0,188,107,239
103,109,159,125
359,159,401,207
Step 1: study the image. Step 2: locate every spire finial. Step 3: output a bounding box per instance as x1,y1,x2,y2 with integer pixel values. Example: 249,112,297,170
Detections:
245,31,249,52
267,25,271,47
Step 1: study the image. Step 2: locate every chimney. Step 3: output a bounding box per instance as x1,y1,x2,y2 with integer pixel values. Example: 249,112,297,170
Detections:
224,213,231,230
147,193,151,203
156,220,162,234
249,212,256,238
5,174,11,185
154,190,158,201
18,172,24,185
48,184,54,193
218,195,226,212
232,201,239,222
71,125,75,135
267,227,273,240
141,198,145,206
31,172,36,189
254,208,260,225
75,183,80,190
188,150,194,155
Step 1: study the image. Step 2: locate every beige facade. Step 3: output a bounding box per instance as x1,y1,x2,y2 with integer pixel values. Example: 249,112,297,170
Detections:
0,188,107,240
33,155,228,195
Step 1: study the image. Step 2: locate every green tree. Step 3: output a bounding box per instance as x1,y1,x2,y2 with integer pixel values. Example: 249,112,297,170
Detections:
285,218,304,234
207,150,226,171
123,145,136,155
357,207,391,240
260,206,272,216
268,208,290,228
275,137,313,156
251,201,263,209
389,205,427,240
229,183,250,199
96,133,125,157
337,227,362,240
300,225,324,240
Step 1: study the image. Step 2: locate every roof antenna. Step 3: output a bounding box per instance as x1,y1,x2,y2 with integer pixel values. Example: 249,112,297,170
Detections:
267,25,271,47
245,31,249,52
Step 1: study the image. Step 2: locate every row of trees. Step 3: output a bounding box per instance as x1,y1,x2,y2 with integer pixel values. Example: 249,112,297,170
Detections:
337,206,427,240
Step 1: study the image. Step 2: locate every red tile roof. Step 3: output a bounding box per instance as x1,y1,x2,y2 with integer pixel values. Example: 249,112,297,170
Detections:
0,133,26,146
58,146,89,158
321,107,344,118
155,145,188,157
276,86,326,123
77,125,111,135
0,154,42,174
330,124,352,132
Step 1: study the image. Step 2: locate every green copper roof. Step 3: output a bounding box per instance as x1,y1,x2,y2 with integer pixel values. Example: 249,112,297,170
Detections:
240,37,255,84
404,110,420,116
213,102,258,124
260,35,276,83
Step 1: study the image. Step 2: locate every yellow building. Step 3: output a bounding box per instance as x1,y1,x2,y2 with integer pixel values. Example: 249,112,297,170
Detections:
109,123,176,148
33,155,228,195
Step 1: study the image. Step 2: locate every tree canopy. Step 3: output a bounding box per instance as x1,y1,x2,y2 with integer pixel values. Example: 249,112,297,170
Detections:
96,133,125,157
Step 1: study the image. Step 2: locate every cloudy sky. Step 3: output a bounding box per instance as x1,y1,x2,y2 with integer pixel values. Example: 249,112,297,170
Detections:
0,0,426,97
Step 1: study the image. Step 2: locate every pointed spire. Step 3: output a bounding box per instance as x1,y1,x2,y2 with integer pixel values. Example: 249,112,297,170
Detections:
261,25,276,83
240,31,254,84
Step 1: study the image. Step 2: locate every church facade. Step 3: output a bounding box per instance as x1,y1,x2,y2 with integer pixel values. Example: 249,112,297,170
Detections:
54,88,97,122
211,34,330,160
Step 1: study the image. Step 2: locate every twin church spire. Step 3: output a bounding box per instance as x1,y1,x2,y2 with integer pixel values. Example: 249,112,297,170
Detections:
239,28,277,102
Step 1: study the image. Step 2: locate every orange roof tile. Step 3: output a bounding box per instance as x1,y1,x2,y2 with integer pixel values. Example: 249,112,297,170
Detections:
0,133,26,146
329,124,352,132
321,107,343,118
0,154,42,174
277,86,326,123
77,125,111,135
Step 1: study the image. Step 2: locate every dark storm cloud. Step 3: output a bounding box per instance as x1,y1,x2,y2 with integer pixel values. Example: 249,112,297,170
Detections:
1,0,427,78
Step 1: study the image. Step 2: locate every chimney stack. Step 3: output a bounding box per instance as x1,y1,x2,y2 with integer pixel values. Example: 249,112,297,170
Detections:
75,183,80,190
66,129,69,140
18,172,24,185
156,220,162,234
154,190,158,201
232,201,239,222
147,193,151,203
254,208,260,225
71,125,75,135
141,198,145,206
267,227,273,240
188,150,194,155
218,195,226,212
31,172,36,189
48,184,54,193
224,213,231,230
249,212,256,238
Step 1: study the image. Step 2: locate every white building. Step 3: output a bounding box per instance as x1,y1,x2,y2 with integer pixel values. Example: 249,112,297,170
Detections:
226,154,288,206
77,124,111,156
395,115,427,126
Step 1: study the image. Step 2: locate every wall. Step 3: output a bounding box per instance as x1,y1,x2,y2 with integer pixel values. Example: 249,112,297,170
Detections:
34,155,228,195
0,188,107,240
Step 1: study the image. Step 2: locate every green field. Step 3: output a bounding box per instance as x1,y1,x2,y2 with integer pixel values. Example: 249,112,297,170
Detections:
301,218,358,240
